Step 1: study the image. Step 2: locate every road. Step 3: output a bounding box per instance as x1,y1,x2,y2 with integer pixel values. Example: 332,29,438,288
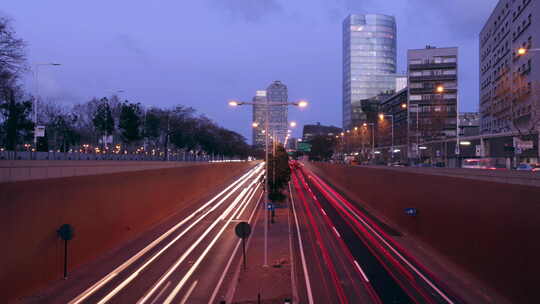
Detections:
29,163,264,304
289,162,463,304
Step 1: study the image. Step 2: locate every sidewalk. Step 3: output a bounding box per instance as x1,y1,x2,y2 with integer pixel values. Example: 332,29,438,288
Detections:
230,200,293,304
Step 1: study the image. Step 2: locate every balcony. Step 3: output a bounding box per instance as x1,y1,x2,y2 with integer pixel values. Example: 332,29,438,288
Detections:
409,62,457,70
409,74,457,82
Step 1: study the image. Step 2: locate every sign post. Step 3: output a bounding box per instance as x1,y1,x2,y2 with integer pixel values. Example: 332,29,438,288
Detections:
57,224,74,279
235,222,251,271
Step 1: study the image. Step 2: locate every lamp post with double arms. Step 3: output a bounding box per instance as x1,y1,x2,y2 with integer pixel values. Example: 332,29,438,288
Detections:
33,62,61,147
228,99,307,266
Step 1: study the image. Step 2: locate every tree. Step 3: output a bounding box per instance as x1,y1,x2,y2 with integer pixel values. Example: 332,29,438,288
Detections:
119,101,142,148
0,87,33,150
0,16,26,88
92,98,115,148
267,145,291,202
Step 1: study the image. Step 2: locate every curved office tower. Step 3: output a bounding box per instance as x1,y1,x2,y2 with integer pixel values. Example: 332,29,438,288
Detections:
343,14,397,130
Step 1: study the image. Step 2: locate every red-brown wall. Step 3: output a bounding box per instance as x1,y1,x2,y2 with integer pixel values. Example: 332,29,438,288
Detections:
308,163,540,303
0,162,255,302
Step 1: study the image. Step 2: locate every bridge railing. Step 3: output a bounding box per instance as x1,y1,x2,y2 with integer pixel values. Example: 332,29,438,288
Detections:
0,151,241,162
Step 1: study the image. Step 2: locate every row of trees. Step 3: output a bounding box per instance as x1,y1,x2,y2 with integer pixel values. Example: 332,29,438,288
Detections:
0,16,252,158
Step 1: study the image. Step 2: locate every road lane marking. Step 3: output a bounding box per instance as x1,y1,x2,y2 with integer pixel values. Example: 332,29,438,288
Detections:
179,280,198,304
136,176,259,304
310,171,454,304
162,179,261,304
72,164,263,304
207,190,263,304
332,227,341,238
289,182,315,304
353,260,370,282
149,281,170,304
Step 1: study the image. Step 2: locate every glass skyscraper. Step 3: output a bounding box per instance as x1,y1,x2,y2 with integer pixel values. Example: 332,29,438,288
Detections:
252,81,288,147
343,14,397,130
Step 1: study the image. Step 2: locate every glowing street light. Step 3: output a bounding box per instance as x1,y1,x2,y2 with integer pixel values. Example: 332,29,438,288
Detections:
252,122,259,128
436,85,445,93
297,100,308,108
518,47,527,55
228,100,240,107
401,103,407,109
289,121,297,127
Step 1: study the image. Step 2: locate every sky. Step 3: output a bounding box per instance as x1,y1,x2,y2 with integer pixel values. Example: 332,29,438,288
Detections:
2,0,497,143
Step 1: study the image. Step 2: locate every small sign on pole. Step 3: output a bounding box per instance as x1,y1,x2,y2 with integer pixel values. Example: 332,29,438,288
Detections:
35,125,45,137
57,224,74,279
235,222,251,271
404,208,418,217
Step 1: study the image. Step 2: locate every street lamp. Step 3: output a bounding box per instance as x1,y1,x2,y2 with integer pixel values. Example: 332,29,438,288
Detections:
379,113,394,162
33,62,62,147
289,121,297,128
517,47,540,56
362,123,375,161
252,122,259,128
227,97,308,267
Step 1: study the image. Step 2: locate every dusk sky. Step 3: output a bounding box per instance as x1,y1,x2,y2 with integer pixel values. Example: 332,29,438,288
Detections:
2,0,496,142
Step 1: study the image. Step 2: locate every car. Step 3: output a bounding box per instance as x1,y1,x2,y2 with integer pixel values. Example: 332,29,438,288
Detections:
516,163,533,171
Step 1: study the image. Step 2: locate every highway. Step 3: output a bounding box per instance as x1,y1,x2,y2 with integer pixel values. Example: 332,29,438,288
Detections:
30,163,264,304
289,162,463,304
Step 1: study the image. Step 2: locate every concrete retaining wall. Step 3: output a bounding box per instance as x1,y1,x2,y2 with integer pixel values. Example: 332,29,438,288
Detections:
0,162,256,302
0,160,224,183
307,162,540,303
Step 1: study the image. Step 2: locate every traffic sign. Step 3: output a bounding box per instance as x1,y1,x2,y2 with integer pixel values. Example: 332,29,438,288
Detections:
404,208,418,216
234,222,251,271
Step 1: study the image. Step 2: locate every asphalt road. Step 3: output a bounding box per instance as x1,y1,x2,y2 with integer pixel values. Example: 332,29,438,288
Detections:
289,162,463,304
27,163,264,304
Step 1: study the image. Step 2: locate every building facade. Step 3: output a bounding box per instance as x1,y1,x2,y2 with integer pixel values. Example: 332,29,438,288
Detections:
252,81,289,147
342,14,397,130
252,90,268,147
479,0,540,135
408,46,458,145
302,123,342,142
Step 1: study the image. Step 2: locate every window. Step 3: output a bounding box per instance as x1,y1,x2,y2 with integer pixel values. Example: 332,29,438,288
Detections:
443,70,457,75
410,95,422,101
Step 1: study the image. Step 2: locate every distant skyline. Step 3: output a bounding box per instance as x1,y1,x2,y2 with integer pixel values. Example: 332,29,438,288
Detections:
2,0,497,142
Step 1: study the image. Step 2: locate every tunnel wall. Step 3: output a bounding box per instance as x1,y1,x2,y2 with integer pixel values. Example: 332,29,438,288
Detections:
0,162,256,302
307,162,540,303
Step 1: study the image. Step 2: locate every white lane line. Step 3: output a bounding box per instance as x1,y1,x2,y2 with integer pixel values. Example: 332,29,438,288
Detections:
332,227,341,238
316,176,454,304
149,281,170,304
353,260,369,282
137,186,252,304
179,280,198,304
162,179,261,304
97,170,263,304
68,164,263,304
207,190,263,304
321,208,327,216
289,182,315,304
137,174,261,304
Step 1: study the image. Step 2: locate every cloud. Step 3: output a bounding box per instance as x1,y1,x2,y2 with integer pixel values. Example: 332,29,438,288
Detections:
208,0,284,22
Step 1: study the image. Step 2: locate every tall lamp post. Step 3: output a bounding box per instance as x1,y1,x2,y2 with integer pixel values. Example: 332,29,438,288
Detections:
33,62,61,147
379,113,394,163
362,123,375,161
228,99,307,266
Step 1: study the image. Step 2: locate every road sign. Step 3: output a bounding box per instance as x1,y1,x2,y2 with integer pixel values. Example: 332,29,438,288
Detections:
298,142,311,152
235,222,251,239
404,208,418,216
57,224,74,278
234,222,251,271
35,125,45,137
267,203,275,211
